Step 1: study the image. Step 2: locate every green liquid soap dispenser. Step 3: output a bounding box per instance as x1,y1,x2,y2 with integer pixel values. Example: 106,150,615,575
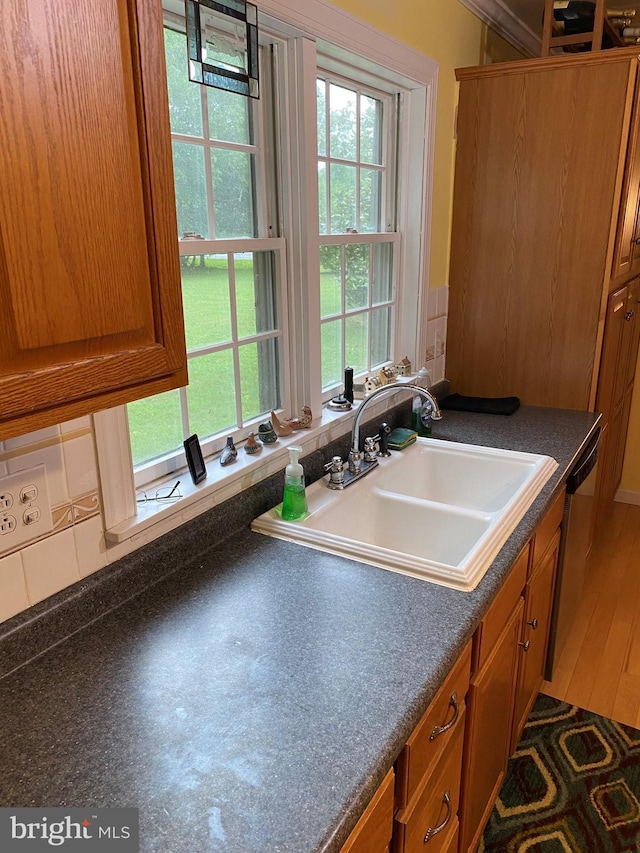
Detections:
281,445,308,520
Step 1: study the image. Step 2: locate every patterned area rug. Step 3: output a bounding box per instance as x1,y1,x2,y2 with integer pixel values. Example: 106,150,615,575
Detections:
480,694,640,852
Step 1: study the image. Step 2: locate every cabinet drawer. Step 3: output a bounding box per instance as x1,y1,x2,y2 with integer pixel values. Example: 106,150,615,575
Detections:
340,768,394,853
474,546,528,673
393,714,465,853
531,489,565,571
395,643,471,810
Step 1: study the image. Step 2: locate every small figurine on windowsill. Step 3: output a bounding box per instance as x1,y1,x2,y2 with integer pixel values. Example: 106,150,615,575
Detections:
258,421,277,444
270,406,313,437
220,436,237,466
244,433,262,455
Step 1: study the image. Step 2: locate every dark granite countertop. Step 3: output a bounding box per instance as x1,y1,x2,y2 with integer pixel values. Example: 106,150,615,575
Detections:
0,406,600,853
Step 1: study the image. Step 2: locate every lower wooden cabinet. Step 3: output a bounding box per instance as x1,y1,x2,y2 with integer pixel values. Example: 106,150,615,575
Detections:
340,490,565,853
340,768,395,853
458,548,527,853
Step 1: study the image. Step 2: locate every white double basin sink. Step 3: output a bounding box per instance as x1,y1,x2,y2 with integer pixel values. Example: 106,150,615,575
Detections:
251,438,558,591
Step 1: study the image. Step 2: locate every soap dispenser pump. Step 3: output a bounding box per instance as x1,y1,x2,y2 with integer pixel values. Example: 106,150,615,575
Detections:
281,445,308,520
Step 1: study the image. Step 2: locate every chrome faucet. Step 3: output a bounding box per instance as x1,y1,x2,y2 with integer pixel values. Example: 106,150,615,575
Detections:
325,382,443,489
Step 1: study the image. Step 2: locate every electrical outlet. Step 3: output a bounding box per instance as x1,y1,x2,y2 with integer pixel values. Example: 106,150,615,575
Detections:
0,465,53,555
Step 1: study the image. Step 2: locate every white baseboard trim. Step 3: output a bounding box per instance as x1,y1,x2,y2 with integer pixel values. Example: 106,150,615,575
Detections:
615,489,640,506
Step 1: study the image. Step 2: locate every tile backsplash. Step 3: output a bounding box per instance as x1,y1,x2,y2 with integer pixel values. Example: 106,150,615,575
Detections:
0,287,448,624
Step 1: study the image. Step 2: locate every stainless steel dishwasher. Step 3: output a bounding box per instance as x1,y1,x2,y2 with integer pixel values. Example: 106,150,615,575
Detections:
545,427,601,680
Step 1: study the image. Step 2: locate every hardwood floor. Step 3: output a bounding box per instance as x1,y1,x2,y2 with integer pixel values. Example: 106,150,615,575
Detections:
542,501,640,729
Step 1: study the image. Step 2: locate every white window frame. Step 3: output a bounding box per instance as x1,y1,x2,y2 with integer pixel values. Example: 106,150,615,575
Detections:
94,0,438,555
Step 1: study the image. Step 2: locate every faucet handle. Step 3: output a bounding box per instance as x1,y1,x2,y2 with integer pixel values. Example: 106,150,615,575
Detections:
377,422,391,457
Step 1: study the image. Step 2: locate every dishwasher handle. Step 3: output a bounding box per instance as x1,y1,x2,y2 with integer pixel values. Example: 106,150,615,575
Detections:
566,427,600,495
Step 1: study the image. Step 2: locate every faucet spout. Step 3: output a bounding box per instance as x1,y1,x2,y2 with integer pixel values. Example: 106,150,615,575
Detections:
351,382,442,454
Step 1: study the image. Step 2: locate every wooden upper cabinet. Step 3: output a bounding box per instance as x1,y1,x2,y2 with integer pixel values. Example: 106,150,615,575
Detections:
447,51,640,410
0,0,187,440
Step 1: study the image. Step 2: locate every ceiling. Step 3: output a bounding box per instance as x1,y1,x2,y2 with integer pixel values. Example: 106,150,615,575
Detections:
460,0,640,58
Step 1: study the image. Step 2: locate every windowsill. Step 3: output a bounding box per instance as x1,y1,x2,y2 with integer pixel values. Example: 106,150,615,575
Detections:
105,377,424,547
104,381,421,548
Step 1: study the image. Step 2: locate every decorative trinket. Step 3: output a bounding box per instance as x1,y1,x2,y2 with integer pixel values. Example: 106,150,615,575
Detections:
270,406,313,437
395,356,412,376
257,421,277,444
220,436,237,466
244,432,261,454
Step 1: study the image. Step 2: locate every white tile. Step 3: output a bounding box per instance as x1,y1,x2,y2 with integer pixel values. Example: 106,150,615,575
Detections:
435,316,447,358
22,528,80,606
0,461,8,477
434,355,445,383
427,288,439,320
437,286,448,317
4,425,60,451
425,318,437,362
60,416,92,435
0,552,29,623
74,516,108,578
63,434,98,498
7,443,68,507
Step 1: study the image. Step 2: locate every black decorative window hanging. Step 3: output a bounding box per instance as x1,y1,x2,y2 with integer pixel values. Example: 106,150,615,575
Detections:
185,0,259,98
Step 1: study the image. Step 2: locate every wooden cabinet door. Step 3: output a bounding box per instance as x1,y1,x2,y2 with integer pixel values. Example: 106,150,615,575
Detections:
596,286,628,424
612,74,640,281
0,0,187,439
511,532,560,751
459,597,524,853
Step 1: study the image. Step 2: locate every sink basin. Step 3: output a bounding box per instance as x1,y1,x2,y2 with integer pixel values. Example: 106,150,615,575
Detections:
251,438,558,591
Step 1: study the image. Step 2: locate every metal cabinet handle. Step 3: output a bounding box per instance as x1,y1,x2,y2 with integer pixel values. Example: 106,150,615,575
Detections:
423,789,451,843
527,618,538,630
625,310,635,321
429,693,459,741
634,237,640,245
519,640,531,652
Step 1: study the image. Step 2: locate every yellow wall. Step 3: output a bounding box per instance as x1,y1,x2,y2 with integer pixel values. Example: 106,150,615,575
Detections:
327,0,485,290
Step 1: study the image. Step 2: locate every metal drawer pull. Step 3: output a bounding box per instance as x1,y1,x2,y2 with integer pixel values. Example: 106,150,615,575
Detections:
519,640,531,652
423,789,451,843
527,618,538,630
625,310,635,321
429,693,459,741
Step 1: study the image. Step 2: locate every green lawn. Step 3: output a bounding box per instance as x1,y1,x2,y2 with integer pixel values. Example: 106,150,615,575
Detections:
128,256,367,467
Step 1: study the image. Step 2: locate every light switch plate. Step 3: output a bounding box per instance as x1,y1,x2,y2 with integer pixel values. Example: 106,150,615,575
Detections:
0,465,53,555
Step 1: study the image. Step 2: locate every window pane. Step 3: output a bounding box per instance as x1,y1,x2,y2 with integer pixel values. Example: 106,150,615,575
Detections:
239,338,280,421
172,141,209,238
345,313,368,375
317,80,326,157
236,252,278,338
187,351,236,439
373,243,393,304
207,87,250,144
360,168,382,233
211,149,255,238
128,390,183,468
345,243,369,311
319,245,342,317
360,95,382,165
371,306,391,367
164,29,203,138
181,255,232,349
321,320,342,389
330,164,356,234
318,163,327,234
329,83,356,161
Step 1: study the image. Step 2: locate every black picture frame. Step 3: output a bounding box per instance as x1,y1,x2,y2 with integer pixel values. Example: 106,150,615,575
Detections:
184,434,207,485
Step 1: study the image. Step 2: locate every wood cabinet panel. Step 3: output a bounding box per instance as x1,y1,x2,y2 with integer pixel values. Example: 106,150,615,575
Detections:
341,769,394,853
0,0,186,438
448,54,637,410
459,597,524,853
512,530,560,751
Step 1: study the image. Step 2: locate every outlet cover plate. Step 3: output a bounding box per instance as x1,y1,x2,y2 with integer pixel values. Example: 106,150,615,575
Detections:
0,465,53,555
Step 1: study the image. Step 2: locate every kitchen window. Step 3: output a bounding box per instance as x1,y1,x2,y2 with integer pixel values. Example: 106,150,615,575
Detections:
95,1,437,545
